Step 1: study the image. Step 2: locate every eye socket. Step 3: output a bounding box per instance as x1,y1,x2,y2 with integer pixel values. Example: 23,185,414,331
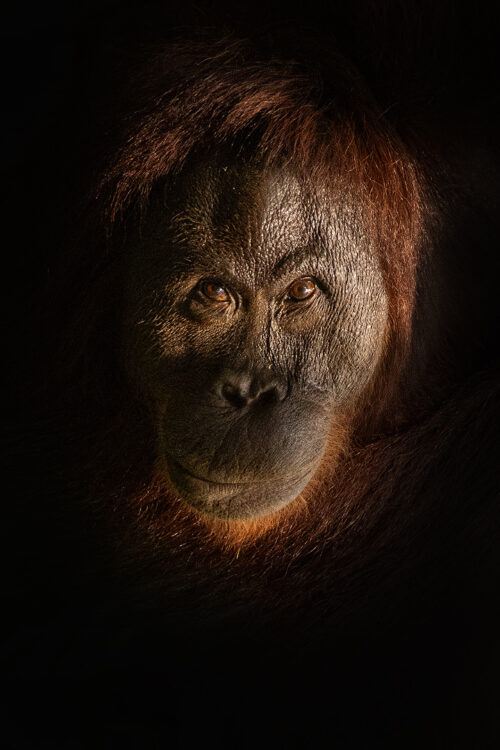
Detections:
286,277,317,302
199,280,230,303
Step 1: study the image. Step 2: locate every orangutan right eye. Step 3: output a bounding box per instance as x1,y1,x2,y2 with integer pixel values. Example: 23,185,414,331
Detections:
199,281,231,303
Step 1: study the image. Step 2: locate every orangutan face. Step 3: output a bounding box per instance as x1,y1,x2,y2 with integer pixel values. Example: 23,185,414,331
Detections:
123,156,388,519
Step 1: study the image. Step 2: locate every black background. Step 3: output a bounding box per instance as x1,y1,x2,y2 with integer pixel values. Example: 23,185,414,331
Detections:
3,2,500,747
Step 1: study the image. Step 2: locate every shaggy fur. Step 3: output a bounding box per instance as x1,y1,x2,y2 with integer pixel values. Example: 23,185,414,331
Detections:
33,34,495,615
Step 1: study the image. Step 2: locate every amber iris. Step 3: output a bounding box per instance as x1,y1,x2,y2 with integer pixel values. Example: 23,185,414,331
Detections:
201,281,230,302
287,277,316,301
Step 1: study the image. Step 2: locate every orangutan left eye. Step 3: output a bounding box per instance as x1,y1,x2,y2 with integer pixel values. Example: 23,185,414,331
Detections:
286,277,317,301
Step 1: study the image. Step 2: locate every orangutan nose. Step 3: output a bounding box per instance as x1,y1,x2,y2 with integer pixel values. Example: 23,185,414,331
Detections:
217,370,287,408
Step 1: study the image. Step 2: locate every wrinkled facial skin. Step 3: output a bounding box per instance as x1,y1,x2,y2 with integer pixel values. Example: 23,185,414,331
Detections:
123,158,388,520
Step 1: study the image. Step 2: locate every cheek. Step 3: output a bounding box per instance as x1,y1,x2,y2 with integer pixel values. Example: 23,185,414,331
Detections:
266,311,387,400
268,299,388,402
122,295,200,401
331,303,388,396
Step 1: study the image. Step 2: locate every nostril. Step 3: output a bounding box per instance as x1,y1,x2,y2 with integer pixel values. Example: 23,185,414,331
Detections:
221,382,249,408
258,383,282,404
255,378,286,403
250,379,280,404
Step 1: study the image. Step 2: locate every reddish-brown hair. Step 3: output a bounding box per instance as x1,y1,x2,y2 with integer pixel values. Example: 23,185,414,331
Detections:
95,35,424,425
45,34,433,593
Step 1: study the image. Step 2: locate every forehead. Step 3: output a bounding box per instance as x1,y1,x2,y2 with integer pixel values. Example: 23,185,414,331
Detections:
153,156,371,282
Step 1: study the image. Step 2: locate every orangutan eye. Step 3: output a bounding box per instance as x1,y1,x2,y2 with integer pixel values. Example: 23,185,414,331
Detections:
286,277,317,302
200,281,230,302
